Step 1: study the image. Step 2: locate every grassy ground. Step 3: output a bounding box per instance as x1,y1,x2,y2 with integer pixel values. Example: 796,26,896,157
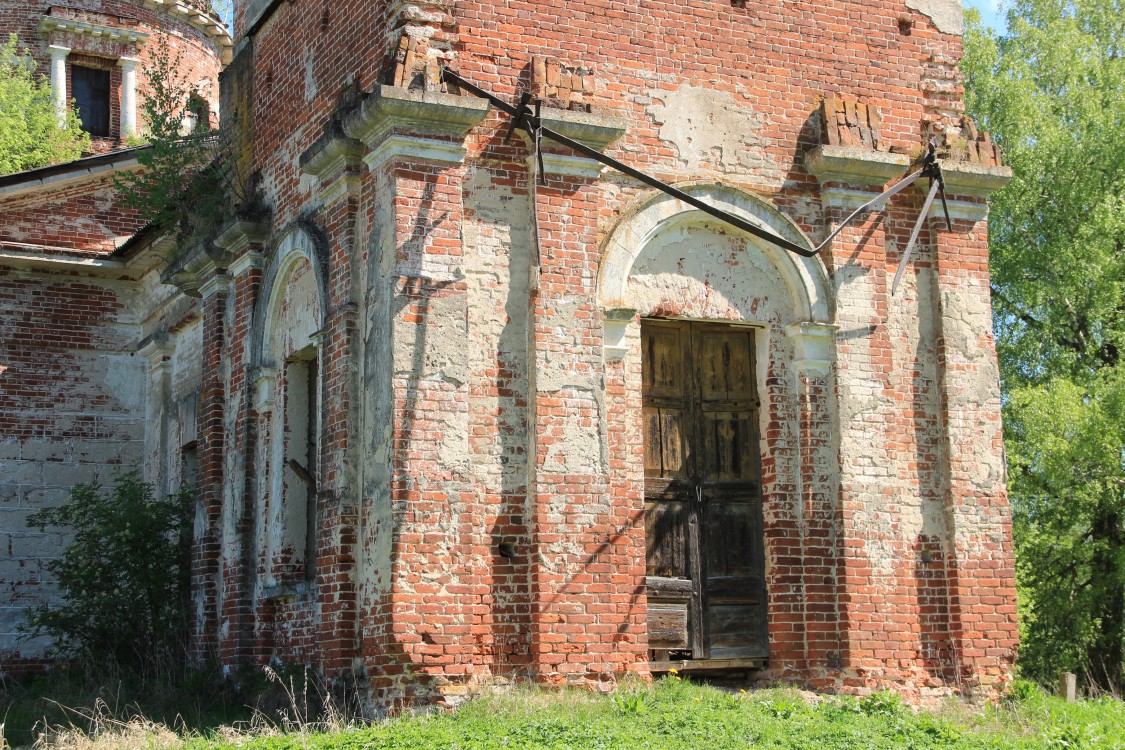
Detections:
6,674,1125,750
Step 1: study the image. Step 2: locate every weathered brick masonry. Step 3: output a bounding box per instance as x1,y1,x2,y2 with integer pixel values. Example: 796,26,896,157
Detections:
0,0,224,670
2,0,1018,706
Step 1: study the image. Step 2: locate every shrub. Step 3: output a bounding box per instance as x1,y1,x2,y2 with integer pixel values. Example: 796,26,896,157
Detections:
0,34,89,174
24,471,194,672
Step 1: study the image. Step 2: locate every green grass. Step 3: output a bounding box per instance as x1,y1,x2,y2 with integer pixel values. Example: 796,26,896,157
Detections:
8,674,1125,750
192,677,1125,750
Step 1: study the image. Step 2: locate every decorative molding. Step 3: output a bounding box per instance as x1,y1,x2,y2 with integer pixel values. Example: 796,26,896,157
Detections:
935,160,1013,198
142,0,234,63
228,250,266,277
319,174,364,204
38,17,149,46
214,219,271,257
253,366,277,410
602,308,637,362
363,134,467,172
532,152,605,180
342,84,489,148
162,242,230,298
817,185,891,211
137,334,176,375
804,144,910,186
539,107,626,151
300,128,366,180
300,125,366,204
198,272,231,298
785,322,838,376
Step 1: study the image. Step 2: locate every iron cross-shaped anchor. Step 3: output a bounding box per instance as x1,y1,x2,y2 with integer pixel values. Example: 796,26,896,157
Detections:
442,66,953,295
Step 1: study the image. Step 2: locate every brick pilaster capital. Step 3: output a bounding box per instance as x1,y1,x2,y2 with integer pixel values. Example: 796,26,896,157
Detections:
785,321,838,375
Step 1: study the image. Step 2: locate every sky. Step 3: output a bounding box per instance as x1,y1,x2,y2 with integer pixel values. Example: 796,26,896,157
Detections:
963,0,1010,34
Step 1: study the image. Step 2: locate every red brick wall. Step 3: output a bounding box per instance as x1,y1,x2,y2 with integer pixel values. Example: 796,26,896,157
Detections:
195,0,1019,706
0,173,145,255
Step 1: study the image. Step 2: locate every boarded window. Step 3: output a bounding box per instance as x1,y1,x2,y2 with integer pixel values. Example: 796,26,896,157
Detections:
72,65,111,136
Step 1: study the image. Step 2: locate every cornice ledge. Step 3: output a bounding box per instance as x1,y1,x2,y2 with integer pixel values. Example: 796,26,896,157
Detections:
602,307,638,363
804,145,910,187
342,84,490,147
539,107,627,151
214,218,271,256
137,332,175,372
935,160,1013,198
162,241,231,298
38,17,149,45
299,123,366,181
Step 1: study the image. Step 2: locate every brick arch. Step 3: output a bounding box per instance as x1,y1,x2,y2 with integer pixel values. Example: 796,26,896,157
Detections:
597,184,832,324
251,223,329,369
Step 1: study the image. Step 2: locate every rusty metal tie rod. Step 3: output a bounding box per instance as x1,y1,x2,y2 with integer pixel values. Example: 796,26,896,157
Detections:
441,68,950,285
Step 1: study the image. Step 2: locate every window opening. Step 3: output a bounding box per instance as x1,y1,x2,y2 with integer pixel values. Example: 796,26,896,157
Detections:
283,349,319,581
72,65,111,136
184,94,211,133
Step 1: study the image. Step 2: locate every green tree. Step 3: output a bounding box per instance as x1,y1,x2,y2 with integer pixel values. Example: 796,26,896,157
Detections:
962,0,1125,692
0,35,89,175
114,38,230,246
24,472,194,671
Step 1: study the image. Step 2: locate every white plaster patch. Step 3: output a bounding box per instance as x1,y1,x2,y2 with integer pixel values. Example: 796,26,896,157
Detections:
906,0,964,35
625,226,794,322
647,86,778,178
101,352,144,411
304,47,318,102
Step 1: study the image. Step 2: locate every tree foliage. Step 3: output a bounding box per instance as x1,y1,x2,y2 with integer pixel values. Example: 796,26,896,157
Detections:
24,472,194,671
114,39,230,246
963,0,1125,692
0,35,89,175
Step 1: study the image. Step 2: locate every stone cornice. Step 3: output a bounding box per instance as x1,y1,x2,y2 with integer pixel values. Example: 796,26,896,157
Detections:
341,84,490,147
803,145,911,186
38,17,149,46
935,160,1013,198
786,322,838,376
214,219,271,257
300,127,366,181
162,242,230,298
300,124,367,203
539,107,627,151
137,332,176,373
141,0,233,64
363,134,468,172
602,307,637,362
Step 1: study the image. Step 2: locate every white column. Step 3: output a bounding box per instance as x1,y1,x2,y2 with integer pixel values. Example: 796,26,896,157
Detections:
48,45,71,126
118,57,140,137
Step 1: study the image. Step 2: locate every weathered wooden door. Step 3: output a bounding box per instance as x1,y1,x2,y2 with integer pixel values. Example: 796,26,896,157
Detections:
642,319,768,663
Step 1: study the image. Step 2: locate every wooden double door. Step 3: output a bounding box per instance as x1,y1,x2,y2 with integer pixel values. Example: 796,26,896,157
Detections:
642,319,768,664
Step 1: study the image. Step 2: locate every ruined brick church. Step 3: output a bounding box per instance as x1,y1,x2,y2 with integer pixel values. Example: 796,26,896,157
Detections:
2,0,1019,707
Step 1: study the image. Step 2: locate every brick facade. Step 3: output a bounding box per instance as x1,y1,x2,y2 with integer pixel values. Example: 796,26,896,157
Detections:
1,0,1017,707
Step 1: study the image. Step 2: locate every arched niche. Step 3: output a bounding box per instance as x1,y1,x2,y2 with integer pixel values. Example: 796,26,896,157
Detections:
599,183,832,331
252,224,329,372
250,224,329,589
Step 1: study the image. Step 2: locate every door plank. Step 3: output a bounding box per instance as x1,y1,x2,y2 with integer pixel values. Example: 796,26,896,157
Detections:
645,500,689,578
